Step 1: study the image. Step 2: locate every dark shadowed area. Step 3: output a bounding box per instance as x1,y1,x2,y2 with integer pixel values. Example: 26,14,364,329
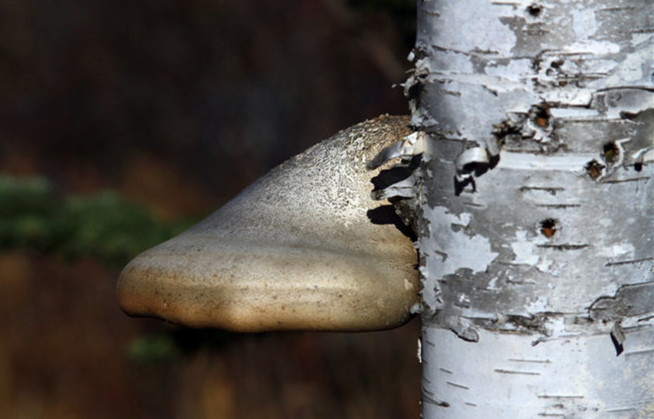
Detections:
0,0,421,417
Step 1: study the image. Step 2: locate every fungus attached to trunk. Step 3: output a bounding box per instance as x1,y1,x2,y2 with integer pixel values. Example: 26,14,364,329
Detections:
117,115,419,332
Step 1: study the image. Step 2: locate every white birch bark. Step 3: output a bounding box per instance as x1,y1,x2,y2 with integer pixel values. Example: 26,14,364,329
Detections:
409,1,654,417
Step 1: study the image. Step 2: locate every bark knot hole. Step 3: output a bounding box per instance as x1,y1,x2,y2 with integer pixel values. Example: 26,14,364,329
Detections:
527,3,543,17
585,160,605,180
531,103,551,128
603,141,621,165
540,218,558,238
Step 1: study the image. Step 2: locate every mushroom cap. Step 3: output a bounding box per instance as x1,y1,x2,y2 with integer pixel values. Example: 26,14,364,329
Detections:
117,115,419,332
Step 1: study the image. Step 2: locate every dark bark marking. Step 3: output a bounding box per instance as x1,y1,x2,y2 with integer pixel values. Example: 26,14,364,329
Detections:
602,176,650,184
589,281,654,321
605,257,654,267
423,390,450,408
446,381,470,390
537,243,589,250
519,186,565,195
494,369,541,376
536,203,581,209
509,358,552,364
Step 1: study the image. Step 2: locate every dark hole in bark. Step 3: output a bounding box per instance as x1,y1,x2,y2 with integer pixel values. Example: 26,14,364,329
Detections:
603,141,620,165
620,110,638,120
527,4,543,16
550,59,564,69
540,218,557,238
585,160,605,180
532,105,550,128
634,162,643,172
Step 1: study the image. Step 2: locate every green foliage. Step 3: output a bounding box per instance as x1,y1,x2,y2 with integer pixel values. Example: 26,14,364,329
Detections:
0,175,218,363
55,192,192,266
128,333,180,365
0,175,194,266
128,328,242,365
0,176,59,249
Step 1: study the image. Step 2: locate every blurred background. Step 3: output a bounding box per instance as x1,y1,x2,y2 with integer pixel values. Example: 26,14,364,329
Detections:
0,0,420,417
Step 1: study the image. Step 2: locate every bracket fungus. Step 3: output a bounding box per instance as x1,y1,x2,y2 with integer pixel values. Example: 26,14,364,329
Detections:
117,115,419,332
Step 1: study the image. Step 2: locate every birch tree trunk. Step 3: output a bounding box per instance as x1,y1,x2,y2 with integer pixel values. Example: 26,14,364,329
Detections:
410,1,654,417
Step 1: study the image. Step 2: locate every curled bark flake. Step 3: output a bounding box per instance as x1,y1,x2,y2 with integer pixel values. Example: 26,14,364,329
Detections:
610,322,626,356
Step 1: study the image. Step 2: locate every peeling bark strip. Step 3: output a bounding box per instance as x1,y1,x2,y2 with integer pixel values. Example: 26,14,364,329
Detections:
413,0,654,417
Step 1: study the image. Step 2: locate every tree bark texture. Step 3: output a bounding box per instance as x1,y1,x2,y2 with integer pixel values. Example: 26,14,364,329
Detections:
410,1,654,417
